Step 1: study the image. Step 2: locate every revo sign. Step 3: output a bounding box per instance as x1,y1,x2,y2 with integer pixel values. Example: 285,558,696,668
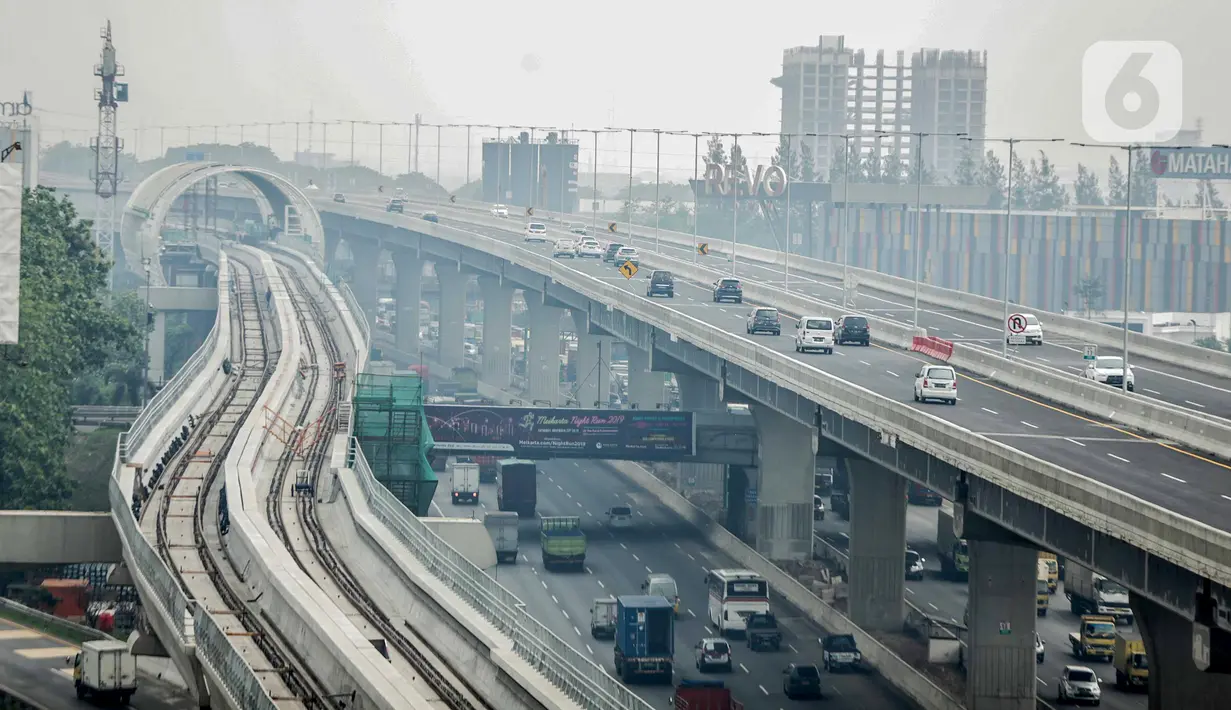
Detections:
702,163,788,198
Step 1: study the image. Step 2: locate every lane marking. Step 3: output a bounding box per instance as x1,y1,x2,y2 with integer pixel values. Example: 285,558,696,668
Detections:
1021,421,1039,429
562,610,570,620
1161,473,1187,483
928,602,939,611
551,595,559,604
981,407,999,415
688,609,696,617
586,644,594,655
1186,400,1206,409
740,663,750,674
886,370,899,378
1064,438,1087,447
1108,453,1131,463
758,685,769,696
788,643,799,653
597,580,605,588
574,626,580,636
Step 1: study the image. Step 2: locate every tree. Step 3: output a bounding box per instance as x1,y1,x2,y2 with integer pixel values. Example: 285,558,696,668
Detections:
1030,151,1068,210
979,150,1007,209
1074,163,1104,206
1074,276,1106,318
1009,150,1030,209
728,142,748,178
1196,180,1227,217
952,144,980,186
1194,336,1228,352
906,153,935,186
1107,156,1127,206
1128,148,1159,208
828,144,856,185
859,150,883,184
705,135,727,168
798,141,816,183
70,290,150,406
881,150,906,185
772,135,800,181
0,188,141,509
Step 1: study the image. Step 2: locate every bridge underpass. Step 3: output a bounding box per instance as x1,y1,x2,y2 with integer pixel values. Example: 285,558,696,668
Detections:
314,188,1231,709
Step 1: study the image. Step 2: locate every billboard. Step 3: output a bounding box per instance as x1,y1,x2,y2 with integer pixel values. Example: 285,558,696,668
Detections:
423,405,695,460
1150,147,1231,181
0,162,21,344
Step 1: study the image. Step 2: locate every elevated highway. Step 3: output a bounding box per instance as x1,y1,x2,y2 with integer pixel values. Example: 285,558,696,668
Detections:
312,191,1231,709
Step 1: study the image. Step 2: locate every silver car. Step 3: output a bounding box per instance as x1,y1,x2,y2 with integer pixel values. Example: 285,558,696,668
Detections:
694,638,732,673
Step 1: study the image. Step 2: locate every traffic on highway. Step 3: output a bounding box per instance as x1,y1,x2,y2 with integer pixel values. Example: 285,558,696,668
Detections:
360,204,1231,534
430,458,917,709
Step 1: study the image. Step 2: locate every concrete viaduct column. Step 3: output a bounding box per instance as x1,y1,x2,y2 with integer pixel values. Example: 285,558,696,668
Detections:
1132,593,1231,709
751,405,815,561
847,459,907,630
965,540,1038,710
479,276,514,389
347,237,381,330
571,309,612,408
435,264,469,368
392,250,422,358
675,370,725,494
149,311,168,386
525,297,564,405
626,347,663,409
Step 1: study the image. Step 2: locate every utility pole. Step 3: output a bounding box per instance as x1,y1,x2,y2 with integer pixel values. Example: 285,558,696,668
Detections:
414,113,422,174
91,20,125,290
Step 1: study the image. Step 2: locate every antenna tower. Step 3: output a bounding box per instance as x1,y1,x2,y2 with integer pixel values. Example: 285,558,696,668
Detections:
92,21,125,288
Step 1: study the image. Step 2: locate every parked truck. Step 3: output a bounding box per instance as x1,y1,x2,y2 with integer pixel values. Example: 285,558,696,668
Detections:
497,458,537,518
672,680,745,710
541,516,586,571
450,459,480,504
1069,614,1117,662
614,595,675,684
1036,559,1051,616
73,640,137,704
1113,629,1149,691
936,509,969,580
484,512,519,564
1066,562,1133,624
745,611,782,652
1038,552,1059,593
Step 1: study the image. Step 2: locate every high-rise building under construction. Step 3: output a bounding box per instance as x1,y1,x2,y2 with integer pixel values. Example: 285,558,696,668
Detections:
771,35,987,181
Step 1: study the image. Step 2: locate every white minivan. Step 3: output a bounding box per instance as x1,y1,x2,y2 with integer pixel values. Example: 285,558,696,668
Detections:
1007,312,1044,346
794,316,835,354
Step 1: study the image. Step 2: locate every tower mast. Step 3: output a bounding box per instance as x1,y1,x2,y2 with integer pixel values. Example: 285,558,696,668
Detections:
92,20,125,288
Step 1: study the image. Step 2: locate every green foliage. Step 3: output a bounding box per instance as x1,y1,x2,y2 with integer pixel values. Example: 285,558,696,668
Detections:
1128,148,1158,207
1194,336,1228,352
705,135,727,168
1075,164,1105,206
797,142,816,183
880,150,906,185
828,143,855,185
858,150,882,183
952,144,980,187
771,135,800,181
70,290,147,406
1074,276,1106,317
1107,156,1127,206
1027,152,1068,210
0,188,138,510
979,150,1007,209
1009,151,1030,209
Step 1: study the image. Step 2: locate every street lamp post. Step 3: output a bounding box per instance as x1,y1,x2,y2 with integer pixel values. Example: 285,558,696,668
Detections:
349,120,356,166
731,133,741,276
654,129,662,253
877,130,968,328
965,136,1064,357
628,129,635,241
436,124,442,186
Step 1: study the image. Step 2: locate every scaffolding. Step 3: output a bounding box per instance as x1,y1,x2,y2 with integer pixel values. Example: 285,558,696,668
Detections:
352,372,437,515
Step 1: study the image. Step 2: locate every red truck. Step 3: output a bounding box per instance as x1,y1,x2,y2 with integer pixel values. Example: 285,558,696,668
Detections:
673,680,744,710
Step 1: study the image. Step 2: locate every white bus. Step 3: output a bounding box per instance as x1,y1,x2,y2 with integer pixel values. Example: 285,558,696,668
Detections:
706,569,769,635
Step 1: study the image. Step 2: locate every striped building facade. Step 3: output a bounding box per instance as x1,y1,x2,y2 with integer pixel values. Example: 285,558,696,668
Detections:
803,206,1229,314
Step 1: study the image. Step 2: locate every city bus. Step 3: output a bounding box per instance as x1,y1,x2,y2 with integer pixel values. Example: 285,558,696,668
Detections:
705,569,769,636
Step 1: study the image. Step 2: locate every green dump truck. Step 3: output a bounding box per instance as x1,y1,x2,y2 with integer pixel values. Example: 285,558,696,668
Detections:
541,516,586,571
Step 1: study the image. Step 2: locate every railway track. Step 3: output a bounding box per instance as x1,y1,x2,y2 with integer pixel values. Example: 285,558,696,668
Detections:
144,252,332,708
273,255,490,710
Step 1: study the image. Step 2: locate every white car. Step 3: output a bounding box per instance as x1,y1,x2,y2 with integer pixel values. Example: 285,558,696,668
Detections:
605,505,633,529
614,246,640,265
694,638,733,673
490,204,509,218
1057,665,1101,706
576,240,603,258
905,548,925,580
913,364,958,404
1036,633,1045,664
794,316,835,354
1007,312,1044,345
553,239,576,258
524,222,549,242
1083,355,1134,392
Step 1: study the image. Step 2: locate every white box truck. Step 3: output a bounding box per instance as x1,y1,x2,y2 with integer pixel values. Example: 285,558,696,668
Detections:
484,512,520,563
1066,561,1133,625
73,639,137,704
450,461,480,505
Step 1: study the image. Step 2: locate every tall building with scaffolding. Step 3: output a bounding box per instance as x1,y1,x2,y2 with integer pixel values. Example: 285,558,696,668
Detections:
771,35,987,181
351,373,438,516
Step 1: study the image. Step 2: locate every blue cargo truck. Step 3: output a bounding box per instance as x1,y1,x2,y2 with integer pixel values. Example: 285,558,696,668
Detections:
614,595,675,684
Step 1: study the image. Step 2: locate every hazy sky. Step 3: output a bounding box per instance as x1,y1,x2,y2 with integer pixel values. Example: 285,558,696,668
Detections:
2,0,1224,185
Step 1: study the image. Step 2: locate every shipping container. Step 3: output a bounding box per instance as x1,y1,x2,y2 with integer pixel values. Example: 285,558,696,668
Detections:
614,595,675,684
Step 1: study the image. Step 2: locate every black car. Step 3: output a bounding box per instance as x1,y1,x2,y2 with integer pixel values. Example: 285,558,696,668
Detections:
603,242,625,262
746,307,781,336
646,270,674,298
835,315,870,346
712,277,743,303
386,199,405,213
821,634,862,672
782,664,823,700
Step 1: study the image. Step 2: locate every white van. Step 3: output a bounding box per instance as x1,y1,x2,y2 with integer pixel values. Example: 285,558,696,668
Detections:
1008,312,1044,346
606,505,633,528
794,316,835,354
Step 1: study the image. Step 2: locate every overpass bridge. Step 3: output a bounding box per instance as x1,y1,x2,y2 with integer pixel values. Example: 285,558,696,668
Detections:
309,185,1231,709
